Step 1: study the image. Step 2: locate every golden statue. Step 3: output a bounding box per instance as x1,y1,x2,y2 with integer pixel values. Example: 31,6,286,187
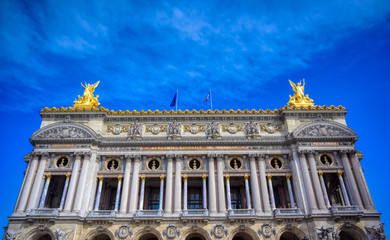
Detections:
73,81,100,108
287,79,314,106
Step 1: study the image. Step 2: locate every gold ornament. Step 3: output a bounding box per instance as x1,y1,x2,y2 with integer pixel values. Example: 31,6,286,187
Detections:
73,81,100,108
287,79,314,106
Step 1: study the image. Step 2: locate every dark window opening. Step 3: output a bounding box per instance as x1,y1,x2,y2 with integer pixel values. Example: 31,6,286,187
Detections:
144,178,161,210
230,177,249,209
271,176,293,208
188,187,202,209
324,173,344,206
44,175,66,208
98,178,119,210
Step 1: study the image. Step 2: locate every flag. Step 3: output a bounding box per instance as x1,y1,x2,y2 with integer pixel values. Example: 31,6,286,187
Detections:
170,91,177,107
204,90,211,102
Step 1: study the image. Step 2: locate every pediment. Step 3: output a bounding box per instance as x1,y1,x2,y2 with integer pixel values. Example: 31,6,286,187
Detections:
31,123,96,140
293,121,356,138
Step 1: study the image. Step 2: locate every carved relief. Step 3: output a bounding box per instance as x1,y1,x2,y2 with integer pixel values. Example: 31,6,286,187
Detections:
4,230,20,240
365,224,386,240
258,224,276,238
163,225,181,239
183,123,206,134
35,126,93,139
145,124,167,135
222,122,243,134
206,121,221,139
53,229,72,240
245,121,260,138
115,225,133,239
167,120,182,139
210,224,228,238
296,123,354,137
317,226,339,240
128,121,143,139
107,124,129,135
260,123,282,134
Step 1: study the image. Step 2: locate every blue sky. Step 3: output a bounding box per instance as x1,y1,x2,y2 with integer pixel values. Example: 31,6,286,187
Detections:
1,0,390,235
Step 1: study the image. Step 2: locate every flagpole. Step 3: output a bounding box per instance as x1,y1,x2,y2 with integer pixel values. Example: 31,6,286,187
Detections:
210,89,213,111
176,89,178,111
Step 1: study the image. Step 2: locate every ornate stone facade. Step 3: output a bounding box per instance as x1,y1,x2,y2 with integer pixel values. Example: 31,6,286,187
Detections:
4,105,386,240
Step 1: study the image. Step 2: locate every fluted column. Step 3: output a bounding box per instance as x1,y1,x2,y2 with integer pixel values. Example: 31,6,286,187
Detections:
73,153,91,212
307,152,326,210
38,174,51,209
225,175,232,210
202,175,207,209
17,154,39,212
338,171,351,206
267,175,276,210
258,154,271,212
27,153,48,211
244,175,251,209
94,177,103,210
340,151,363,208
174,155,182,214
164,155,173,213
59,174,70,210
183,176,188,211
120,155,132,213
216,155,226,213
286,175,296,208
299,151,317,211
208,155,217,214
114,176,122,211
159,176,165,211
349,152,373,210
129,156,141,213
249,154,261,213
290,149,308,214
138,176,146,210
63,153,81,212
318,172,331,208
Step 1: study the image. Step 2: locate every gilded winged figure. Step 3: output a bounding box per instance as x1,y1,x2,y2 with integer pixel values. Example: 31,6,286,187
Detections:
73,81,100,108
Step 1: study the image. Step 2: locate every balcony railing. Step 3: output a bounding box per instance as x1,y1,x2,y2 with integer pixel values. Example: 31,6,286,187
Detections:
330,206,363,216
135,210,163,217
274,208,304,217
87,210,117,218
228,208,255,216
182,209,209,217
27,208,59,217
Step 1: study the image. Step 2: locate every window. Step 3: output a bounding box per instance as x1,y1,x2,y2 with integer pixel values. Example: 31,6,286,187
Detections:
188,187,202,209
231,187,243,209
44,175,66,208
147,188,160,210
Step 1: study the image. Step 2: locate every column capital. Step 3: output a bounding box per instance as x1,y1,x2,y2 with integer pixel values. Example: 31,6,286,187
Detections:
306,150,315,157
118,176,123,181
225,175,230,180
74,152,84,156
124,154,133,160
337,171,344,177
98,176,104,182
340,149,355,154
318,171,324,177
160,175,165,180
183,175,188,181
202,175,207,180
166,154,174,161
244,175,249,181
46,174,51,179
82,151,92,157
141,176,146,181
175,154,183,161
41,152,50,158
66,174,71,179
207,154,216,159
267,175,272,180
248,153,257,160
133,155,141,162
216,154,224,161
286,174,291,180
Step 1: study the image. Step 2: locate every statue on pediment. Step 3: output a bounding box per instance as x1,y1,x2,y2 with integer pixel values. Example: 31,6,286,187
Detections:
73,81,100,108
288,79,314,106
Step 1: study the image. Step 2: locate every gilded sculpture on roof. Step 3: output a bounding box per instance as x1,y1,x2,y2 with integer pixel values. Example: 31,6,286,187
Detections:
73,81,100,108
288,79,314,106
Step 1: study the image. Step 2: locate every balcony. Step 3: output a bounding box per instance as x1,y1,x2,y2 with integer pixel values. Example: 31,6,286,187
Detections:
134,210,163,221
330,206,363,217
87,210,117,219
27,209,59,219
181,209,209,220
228,208,256,220
274,208,304,218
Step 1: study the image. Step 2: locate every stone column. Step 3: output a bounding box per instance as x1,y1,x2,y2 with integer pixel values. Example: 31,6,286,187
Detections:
165,155,173,213
159,176,164,211
267,175,276,210
138,176,146,210
244,175,252,209
208,155,217,214
299,151,317,211
26,153,48,211
174,155,182,214
216,155,226,212
340,151,363,208
38,174,51,209
258,154,271,212
249,154,261,213
17,154,39,212
94,177,103,210
318,172,331,208
114,176,122,211
202,175,207,209
81,152,98,214
63,153,81,212
129,155,141,213
120,155,132,214
308,152,326,210
225,175,232,210
73,153,91,212
59,174,70,210
349,152,373,210
183,176,188,211
286,175,296,208
338,171,351,206
290,149,309,214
